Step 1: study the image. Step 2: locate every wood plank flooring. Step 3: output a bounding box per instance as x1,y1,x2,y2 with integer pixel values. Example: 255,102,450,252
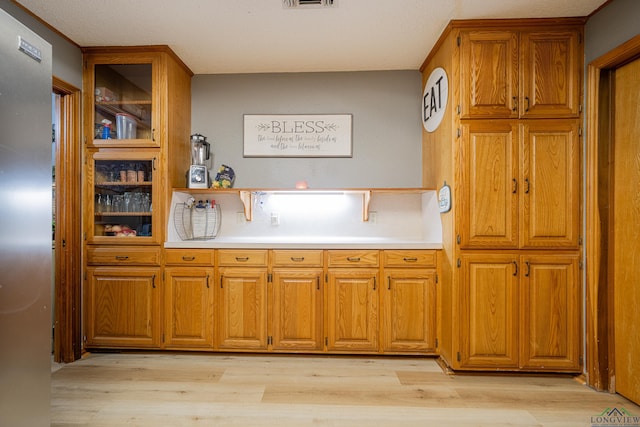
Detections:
51,353,640,426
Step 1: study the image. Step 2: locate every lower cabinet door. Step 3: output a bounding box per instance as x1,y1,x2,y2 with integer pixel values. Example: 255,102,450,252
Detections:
85,266,161,348
457,252,581,371
164,267,214,350
326,268,379,352
519,254,581,371
217,267,268,350
458,254,520,369
271,269,323,351
382,269,437,353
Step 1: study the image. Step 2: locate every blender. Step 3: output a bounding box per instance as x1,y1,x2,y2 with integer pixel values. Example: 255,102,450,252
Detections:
188,133,211,188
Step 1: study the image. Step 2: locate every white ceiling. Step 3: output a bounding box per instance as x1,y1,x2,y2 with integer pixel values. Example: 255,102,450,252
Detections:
16,0,606,74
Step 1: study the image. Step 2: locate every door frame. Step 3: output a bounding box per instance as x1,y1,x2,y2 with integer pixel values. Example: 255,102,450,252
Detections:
52,76,82,363
585,34,640,392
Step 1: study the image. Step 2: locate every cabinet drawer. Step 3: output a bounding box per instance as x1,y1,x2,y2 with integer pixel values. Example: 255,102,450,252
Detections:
87,246,161,266
327,250,379,267
164,249,214,266
218,249,268,267
383,250,437,268
272,250,323,267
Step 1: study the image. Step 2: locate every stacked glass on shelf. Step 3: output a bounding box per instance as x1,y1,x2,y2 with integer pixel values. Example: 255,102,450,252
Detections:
94,160,153,237
95,192,151,213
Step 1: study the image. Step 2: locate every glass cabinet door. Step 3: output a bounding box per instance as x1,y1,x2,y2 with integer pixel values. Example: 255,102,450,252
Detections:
88,151,159,244
88,59,158,147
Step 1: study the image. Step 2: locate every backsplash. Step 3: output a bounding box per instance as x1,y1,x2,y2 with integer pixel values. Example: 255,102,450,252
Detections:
167,190,442,245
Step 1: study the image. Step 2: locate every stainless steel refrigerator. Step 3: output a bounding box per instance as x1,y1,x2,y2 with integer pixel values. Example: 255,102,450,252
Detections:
0,7,53,427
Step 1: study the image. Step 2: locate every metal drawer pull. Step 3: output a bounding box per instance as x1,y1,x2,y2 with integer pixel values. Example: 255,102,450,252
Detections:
403,257,418,262
115,255,129,261
235,257,249,262
512,261,518,276
291,257,305,262
182,256,195,261
347,257,361,262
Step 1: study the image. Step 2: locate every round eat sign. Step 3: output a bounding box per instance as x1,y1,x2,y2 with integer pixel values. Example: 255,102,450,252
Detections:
422,67,448,133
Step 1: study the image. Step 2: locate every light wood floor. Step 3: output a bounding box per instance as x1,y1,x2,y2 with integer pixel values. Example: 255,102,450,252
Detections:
51,352,640,426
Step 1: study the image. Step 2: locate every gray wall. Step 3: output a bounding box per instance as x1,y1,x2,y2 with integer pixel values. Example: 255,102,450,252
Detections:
192,71,423,188
585,0,640,63
0,0,82,88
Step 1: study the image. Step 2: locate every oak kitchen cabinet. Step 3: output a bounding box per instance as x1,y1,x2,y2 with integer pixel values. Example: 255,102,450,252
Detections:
326,250,380,353
216,250,269,351
421,18,583,372
86,151,159,244
270,250,324,352
82,47,191,245
459,27,582,119
458,119,580,249
84,247,161,348
86,242,440,355
163,249,215,350
381,250,438,354
82,46,192,349
457,253,580,371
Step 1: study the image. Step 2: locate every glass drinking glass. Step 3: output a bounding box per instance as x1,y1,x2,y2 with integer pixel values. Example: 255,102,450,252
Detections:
143,193,150,212
112,195,123,212
103,194,112,213
123,192,133,212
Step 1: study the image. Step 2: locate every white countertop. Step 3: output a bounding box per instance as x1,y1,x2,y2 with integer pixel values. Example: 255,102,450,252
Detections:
164,236,441,250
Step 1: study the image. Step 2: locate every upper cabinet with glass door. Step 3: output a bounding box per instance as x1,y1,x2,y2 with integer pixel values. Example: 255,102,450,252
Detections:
84,52,159,148
87,150,159,244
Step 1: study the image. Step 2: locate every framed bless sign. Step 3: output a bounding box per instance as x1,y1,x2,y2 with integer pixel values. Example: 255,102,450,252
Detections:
243,114,353,157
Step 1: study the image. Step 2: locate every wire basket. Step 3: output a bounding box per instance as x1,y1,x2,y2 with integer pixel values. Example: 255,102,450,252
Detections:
174,200,221,240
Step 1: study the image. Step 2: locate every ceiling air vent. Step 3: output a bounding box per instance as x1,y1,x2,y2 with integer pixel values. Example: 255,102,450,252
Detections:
283,0,336,9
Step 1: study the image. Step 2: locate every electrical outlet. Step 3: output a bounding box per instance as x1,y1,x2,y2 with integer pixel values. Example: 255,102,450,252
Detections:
271,212,280,226
369,211,377,223
236,212,246,224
